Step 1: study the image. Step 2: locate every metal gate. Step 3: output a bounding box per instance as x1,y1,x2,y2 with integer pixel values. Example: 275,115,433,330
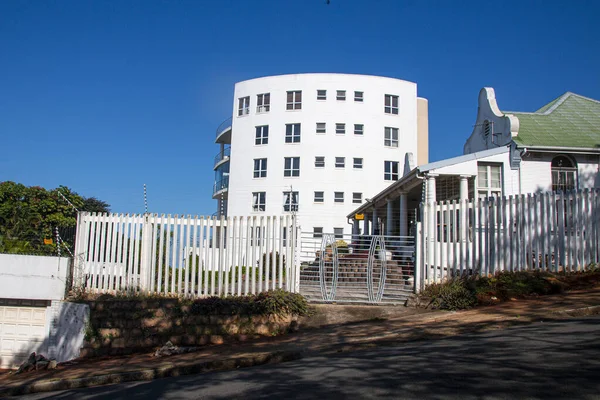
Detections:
299,233,415,304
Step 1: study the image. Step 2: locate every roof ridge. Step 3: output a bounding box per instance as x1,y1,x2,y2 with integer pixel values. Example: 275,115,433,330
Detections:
503,91,600,116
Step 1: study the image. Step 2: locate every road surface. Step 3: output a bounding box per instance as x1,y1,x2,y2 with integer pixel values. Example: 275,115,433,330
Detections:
18,316,600,399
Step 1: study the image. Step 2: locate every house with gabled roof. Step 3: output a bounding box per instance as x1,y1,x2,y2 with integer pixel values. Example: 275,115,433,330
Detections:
346,88,600,237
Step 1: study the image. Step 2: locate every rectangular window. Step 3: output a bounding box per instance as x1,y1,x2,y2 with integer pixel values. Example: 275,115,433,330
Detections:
384,127,399,147
253,158,267,178
313,227,323,238
334,192,344,203
336,90,346,101
252,192,266,212
384,94,399,115
477,163,502,198
285,123,301,143
316,122,326,134
283,191,299,212
335,157,345,168
286,90,302,110
238,96,250,116
353,157,363,169
315,156,325,168
284,157,300,177
256,93,270,113
335,123,345,134
334,227,344,239
354,124,364,135
354,91,364,102
314,191,324,203
317,90,327,100
384,161,399,181
352,192,362,204
255,125,269,145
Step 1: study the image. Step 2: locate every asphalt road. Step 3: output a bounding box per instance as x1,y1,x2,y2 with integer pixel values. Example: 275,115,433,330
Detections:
18,316,600,400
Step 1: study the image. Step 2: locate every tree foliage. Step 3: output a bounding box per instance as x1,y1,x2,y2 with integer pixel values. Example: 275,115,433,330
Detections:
0,181,110,255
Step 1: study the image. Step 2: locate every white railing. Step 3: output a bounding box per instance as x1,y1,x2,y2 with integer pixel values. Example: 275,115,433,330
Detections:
415,190,600,291
73,213,299,296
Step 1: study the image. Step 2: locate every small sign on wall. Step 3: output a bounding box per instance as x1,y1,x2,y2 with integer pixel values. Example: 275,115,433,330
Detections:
355,213,364,220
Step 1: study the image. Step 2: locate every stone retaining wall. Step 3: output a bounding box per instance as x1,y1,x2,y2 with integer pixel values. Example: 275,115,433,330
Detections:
81,299,297,357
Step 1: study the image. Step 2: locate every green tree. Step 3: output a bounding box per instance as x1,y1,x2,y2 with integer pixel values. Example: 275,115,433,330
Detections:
0,181,109,255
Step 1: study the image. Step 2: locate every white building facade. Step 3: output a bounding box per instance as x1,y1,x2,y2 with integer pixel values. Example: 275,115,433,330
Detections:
214,73,429,237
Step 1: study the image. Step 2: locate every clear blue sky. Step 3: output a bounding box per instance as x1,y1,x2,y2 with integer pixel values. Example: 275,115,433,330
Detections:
1,0,599,215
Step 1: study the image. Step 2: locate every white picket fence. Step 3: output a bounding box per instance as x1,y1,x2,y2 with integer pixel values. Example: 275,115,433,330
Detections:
73,213,299,297
415,190,600,291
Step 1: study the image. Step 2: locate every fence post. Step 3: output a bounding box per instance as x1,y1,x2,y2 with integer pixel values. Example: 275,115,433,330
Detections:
293,216,300,293
414,221,422,293
139,214,152,292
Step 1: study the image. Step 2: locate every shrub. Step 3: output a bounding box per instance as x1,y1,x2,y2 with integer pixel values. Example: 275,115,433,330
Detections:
421,279,477,310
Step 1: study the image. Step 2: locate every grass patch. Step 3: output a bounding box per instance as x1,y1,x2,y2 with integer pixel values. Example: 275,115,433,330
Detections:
420,269,600,311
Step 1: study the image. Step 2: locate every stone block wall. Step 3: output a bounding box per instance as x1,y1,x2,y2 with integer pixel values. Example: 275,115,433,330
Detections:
81,299,297,357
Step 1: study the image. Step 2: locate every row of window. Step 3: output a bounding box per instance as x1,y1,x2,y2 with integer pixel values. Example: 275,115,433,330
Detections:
251,191,364,212
313,227,345,239
238,92,400,116
253,158,400,180
254,124,399,147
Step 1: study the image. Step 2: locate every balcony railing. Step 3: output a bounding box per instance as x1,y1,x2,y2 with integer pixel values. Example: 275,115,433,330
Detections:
213,176,229,195
214,146,231,166
215,117,232,138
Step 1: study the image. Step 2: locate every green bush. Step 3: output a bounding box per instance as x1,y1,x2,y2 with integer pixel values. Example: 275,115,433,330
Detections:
189,289,311,317
422,279,477,310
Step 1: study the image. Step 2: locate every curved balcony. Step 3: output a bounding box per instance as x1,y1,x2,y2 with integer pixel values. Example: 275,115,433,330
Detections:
214,146,231,170
212,176,229,199
215,117,232,144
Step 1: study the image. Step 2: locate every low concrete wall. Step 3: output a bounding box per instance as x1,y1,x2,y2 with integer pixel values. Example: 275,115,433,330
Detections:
0,254,70,301
82,299,297,357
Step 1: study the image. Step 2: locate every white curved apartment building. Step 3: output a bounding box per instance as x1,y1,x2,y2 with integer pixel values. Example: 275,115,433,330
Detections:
213,73,429,236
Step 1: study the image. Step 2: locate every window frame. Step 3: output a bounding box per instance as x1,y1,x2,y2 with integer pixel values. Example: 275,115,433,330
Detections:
551,155,577,193
353,157,363,169
335,157,345,168
354,91,364,102
335,123,346,135
286,90,302,110
334,192,344,203
384,160,399,181
255,125,269,145
256,93,270,113
313,227,323,239
477,163,503,198
285,123,301,143
317,90,327,101
238,96,250,116
316,122,326,134
284,157,300,177
252,192,266,212
384,127,399,148
283,191,299,212
253,158,268,178
336,90,346,101
315,156,325,168
354,124,364,135
352,192,363,204
384,94,399,115
314,191,324,203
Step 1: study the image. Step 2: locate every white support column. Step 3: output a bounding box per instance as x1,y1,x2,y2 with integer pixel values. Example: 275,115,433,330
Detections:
426,175,437,203
372,207,379,235
399,193,408,237
459,175,470,201
386,199,394,236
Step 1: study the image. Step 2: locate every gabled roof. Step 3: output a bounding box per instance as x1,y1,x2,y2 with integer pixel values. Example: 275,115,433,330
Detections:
503,92,600,149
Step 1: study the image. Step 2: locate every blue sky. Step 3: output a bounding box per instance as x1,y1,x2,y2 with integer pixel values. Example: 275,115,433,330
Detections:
1,0,599,215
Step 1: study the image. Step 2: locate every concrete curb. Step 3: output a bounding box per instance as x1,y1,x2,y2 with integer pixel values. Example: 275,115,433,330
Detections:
0,350,303,397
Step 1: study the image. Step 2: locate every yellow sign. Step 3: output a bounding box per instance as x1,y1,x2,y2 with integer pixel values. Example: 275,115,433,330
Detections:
355,213,364,220
44,238,53,245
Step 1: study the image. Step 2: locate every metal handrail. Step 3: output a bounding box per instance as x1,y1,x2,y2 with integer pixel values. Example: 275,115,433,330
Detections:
213,176,229,195
214,146,231,165
215,117,232,138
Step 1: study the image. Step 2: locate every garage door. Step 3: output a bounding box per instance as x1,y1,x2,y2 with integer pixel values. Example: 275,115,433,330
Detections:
0,300,49,369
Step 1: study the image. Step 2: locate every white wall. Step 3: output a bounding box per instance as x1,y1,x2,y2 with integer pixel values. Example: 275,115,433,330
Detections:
521,153,600,193
0,254,70,301
48,301,89,363
227,73,421,235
